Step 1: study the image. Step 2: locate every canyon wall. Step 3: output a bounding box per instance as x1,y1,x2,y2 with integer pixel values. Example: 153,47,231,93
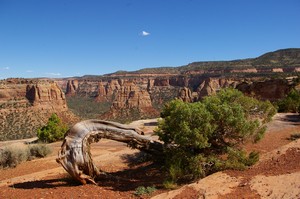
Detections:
0,78,77,140
59,74,296,122
0,75,295,140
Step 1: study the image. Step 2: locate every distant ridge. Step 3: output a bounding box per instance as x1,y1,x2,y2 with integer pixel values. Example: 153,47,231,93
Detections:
105,48,300,76
66,48,300,80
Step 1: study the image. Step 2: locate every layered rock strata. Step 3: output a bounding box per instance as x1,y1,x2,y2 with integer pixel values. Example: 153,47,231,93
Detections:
0,78,77,140
60,75,296,122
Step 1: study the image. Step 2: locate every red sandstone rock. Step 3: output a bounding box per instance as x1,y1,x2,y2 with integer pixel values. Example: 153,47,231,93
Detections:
0,78,77,140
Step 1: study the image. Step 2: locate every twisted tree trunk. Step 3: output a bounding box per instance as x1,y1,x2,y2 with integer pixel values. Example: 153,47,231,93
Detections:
56,120,163,184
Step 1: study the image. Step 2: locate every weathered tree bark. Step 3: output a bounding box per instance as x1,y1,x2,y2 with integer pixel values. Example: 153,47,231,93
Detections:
56,119,163,184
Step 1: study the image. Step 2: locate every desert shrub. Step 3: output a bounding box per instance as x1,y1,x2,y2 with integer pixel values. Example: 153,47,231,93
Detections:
0,144,52,169
277,89,300,113
37,113,68,143
221,149,259,170
0,145,29,168
29,144,52,158
156,88,276,185
134,186,157,196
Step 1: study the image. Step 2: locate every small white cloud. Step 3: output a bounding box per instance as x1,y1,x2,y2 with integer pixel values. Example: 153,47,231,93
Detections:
26,70,34,73
1,67,10,70
46,72,61,76
141,31,150,36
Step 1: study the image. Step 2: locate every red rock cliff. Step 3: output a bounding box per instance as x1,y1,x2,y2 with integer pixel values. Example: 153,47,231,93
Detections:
57,75,296,121
0,78,77,141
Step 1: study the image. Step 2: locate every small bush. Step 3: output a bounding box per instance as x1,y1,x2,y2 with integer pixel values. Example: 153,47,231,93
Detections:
277,89,300,113
134,186,157,196
0,144,52,169
163,180,177,190
223,149,259,170
0,145,29,168
37,113,68,143
29,144,52,158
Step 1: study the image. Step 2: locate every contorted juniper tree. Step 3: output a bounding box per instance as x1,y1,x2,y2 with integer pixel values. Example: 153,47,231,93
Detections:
56,120,163,184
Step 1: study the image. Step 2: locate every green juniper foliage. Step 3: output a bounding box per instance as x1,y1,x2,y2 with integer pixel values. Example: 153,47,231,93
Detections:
134,186,157,196
37,113,68,143
155,88,276,186
277,89,300,113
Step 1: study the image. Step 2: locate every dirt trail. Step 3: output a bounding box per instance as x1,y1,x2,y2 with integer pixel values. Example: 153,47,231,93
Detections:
0,114,300,198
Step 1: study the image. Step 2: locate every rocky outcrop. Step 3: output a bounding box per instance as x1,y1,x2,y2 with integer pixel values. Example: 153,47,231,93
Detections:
193,77,293,101
178,87,194,102
154,78,170,86
107,79,158,120
65,80,78,96
59,75,296,123
236,79,291,101
26,82,67,110
195,78,236,98
95,81,107,102
112,83,152,110
0,78,77,141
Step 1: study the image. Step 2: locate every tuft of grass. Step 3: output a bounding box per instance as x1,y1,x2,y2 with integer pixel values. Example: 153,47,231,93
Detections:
134,186,157,196
0,143,52,169
163,180,178,189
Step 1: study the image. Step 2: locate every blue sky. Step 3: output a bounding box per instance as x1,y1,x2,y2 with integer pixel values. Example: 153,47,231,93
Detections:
0,0,299,79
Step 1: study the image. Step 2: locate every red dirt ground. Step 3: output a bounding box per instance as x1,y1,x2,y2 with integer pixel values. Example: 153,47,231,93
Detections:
0,114,300,199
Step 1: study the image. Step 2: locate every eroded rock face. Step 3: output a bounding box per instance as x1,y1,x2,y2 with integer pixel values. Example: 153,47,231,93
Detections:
66,80,78,96
0,78,76,141
26,82,67,110
112,82,152,110
236,79,291,101
109,80,158,119
154,78,170,86
195,77,292,101
95,81,107,102
178,87,193,102
58,75,296,122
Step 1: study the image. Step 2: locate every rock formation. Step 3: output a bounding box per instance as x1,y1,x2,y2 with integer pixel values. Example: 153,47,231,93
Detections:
65,80,78,96
178,87,194,102
42,75,300,122
59,74,297,123
236,79,291,101
0,78,77,141
26,81,67,110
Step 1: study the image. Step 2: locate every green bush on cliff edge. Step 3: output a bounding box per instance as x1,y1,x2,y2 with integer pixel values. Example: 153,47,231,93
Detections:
37,113,68,143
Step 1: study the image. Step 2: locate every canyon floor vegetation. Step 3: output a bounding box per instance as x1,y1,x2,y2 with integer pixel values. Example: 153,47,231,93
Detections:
0,143,52,169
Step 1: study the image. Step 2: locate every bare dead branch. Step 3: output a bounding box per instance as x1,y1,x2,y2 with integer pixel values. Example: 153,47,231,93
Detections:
56,120,163,184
